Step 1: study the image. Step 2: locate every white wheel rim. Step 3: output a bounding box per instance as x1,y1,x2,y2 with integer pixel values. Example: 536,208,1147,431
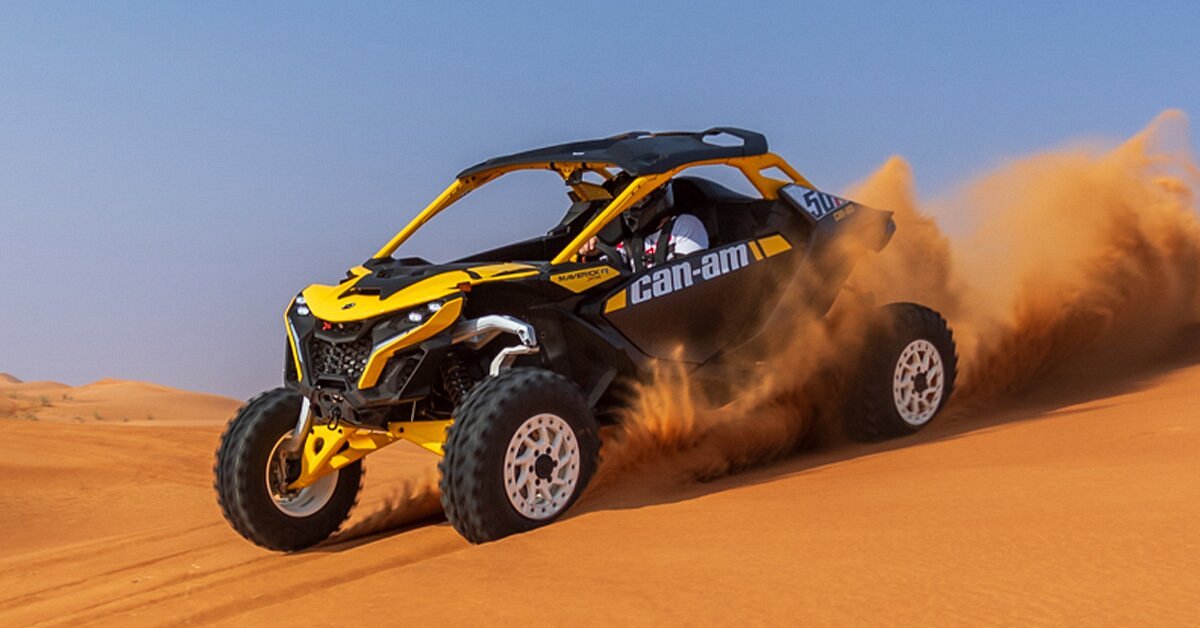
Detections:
504,413,582,520
265,434,338,518
892,339,945,427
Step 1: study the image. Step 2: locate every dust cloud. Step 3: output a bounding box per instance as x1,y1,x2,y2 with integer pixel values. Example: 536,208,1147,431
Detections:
603,110,1200,482
332,471,443,542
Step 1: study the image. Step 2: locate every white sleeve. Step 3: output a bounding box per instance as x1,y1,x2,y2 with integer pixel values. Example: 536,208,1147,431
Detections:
669,214,708,257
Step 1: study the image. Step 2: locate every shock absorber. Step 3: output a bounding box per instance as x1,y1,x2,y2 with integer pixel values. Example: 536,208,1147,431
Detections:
443,351,476,407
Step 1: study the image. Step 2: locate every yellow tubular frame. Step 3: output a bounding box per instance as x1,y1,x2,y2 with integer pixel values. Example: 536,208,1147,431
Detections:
373,153,813,264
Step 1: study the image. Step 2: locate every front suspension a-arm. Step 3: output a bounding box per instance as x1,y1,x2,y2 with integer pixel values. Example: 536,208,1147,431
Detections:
287,419,452,490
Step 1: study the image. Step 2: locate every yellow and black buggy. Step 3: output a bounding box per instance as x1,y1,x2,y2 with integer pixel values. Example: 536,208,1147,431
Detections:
215,128,957,550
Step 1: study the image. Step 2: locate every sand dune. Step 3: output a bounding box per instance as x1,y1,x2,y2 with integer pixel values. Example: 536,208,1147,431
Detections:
0,377,240,426
1,357,1197,625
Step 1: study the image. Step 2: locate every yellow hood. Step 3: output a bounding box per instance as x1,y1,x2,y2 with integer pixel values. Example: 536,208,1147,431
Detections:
300,262,538,323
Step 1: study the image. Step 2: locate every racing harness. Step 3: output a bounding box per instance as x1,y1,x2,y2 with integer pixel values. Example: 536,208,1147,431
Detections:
594,215,679,272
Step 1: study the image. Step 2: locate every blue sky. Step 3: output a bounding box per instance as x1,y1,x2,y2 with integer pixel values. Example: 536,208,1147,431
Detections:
1,1,1197,398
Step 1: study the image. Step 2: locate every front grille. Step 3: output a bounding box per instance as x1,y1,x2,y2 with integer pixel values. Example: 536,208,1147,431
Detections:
320,320,363,336
308,336,373,383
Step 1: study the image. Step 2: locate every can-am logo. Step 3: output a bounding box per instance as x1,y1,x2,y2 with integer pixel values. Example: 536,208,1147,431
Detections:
629,244,751,305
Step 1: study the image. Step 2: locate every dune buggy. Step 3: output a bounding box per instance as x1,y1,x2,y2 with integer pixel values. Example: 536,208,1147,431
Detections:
215,128,957,550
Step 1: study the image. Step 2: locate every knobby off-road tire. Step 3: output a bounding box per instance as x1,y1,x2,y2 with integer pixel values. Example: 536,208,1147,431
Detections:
440,368,601,544
214,388,362,551
844,303,958,441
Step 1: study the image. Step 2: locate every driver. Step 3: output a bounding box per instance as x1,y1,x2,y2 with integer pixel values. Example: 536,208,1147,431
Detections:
578,181,708,270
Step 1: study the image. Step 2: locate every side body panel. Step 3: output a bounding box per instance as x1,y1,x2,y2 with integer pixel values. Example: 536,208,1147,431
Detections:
598,237,794,363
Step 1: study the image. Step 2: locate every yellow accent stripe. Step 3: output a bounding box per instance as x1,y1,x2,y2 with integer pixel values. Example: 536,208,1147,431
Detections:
357,298,464,389
604,289,628,314
749,241,765,261
471,262,539,278
284,299,303,383
756,234,792,258
473,270,539,285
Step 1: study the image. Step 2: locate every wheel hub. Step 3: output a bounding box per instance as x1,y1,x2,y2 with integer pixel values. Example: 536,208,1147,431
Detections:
892,339,945,427
503,413,581,520
534,453,557,479
266,433,339,518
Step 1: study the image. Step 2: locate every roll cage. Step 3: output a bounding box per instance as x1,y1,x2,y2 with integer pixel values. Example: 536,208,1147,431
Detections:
372,128,816,266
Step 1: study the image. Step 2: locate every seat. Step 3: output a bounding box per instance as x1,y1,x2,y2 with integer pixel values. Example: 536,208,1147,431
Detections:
671,176,777,245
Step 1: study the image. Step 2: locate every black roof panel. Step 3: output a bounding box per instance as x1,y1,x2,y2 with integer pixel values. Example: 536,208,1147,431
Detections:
457,127,768,179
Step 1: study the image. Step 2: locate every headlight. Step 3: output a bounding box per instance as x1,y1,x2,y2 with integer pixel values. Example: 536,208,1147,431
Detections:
406,299,451,324
293,294,310,316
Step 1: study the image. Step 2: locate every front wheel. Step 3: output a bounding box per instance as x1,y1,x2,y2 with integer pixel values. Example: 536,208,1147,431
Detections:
843,303,958,441
440,368,600,543
214,388,363,551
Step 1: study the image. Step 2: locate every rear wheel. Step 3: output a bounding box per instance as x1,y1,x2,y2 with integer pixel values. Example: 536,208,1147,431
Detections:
844,303,957,441
214,388,362,551
440,368,600,543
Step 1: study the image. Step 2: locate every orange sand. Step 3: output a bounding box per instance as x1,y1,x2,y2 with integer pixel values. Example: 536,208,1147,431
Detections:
1,362,1197,625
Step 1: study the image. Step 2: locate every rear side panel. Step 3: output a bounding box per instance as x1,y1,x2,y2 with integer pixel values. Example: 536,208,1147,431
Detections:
599,237,794,363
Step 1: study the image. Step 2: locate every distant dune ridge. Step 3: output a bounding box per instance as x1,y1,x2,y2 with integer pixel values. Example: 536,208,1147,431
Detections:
2,112,1199,624
0,373,238,425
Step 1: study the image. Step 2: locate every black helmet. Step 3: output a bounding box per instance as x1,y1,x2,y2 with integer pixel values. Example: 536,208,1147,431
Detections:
623,182,675,234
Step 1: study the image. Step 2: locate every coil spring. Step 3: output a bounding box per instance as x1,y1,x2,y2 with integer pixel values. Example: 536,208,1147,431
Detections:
443,352,476,407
